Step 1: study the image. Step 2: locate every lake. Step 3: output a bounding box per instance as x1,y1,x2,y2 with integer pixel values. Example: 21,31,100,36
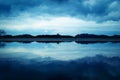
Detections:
0,42,120,80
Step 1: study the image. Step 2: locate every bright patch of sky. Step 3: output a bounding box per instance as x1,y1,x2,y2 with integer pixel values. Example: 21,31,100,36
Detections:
0,0,120,35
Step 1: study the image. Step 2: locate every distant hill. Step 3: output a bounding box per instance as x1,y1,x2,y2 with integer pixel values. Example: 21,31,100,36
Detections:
0,34,120,44
0,33,120,38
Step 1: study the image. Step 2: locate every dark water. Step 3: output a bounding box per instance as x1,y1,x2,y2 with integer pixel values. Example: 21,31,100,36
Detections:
0,42,120,80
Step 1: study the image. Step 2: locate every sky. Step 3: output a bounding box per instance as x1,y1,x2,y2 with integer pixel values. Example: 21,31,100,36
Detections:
0,0,120,35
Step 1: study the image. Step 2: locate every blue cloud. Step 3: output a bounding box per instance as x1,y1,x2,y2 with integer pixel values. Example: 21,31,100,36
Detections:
0,0,120,22
0,4,11,16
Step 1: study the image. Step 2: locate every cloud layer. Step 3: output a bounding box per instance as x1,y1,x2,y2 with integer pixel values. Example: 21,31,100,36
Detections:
0,0,120,22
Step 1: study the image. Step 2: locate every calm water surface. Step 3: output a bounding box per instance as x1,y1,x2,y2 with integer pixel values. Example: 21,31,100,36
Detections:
0,42,120,80
0,42,120,60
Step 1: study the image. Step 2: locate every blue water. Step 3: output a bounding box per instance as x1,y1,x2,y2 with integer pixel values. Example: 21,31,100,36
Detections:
0,42,120,80
0,42,120,60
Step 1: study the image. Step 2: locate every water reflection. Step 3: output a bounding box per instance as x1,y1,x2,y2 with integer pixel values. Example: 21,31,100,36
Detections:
0,55,120,80
0,42,120,60
0,42,120,80
0,42,5,48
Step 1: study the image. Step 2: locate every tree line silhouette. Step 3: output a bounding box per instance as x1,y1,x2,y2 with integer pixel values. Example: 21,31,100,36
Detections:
0,29,120,38
0,33,120,38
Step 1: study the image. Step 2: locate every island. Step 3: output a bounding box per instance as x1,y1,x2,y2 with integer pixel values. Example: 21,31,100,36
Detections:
0,34,120,44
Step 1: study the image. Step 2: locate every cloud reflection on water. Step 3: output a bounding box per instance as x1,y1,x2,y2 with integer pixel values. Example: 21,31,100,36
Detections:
0,42,120,60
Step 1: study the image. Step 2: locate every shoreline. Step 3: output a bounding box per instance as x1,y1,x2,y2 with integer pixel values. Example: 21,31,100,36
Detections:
0,38,120,42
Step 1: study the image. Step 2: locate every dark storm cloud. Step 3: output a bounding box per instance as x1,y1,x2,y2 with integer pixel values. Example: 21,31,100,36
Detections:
0,0,120,22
